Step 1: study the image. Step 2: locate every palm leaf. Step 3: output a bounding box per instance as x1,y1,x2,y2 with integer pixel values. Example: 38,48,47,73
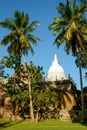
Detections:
0,10,41,57
54,30,66,47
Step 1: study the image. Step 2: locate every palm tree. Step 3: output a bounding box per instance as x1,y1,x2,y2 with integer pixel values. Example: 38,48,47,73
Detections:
0,10,41,122
49,0,87,122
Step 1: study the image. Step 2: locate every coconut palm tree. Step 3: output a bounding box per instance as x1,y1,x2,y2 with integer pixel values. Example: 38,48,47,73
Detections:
0,10,41,122
49,0,87,122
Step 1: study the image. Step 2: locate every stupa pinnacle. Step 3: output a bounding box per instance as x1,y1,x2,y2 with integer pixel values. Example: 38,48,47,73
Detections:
45,54,67,82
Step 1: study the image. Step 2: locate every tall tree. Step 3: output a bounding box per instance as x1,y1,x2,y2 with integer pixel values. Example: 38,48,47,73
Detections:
0,10,41,122
49,0,87,122
3,57,44,120
76,50,87,83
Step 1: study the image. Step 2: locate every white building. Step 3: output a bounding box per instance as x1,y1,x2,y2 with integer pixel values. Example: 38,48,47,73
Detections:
45,54,67,82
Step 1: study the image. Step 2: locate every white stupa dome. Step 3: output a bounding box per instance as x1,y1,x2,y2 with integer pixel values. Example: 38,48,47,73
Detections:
45,54,67,82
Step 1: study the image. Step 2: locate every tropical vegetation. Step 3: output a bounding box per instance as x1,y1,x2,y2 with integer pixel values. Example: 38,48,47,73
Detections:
0,10,41,122
48,0,87,122
0,0,87,124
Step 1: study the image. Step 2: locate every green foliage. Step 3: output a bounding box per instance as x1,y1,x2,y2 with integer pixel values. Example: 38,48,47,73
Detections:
75,51,87,80
3,55,21,69
29,61,44,82
75,52,87,68
3,55,45,117
32,84,59,109
0,10,41,57
49,0,87,56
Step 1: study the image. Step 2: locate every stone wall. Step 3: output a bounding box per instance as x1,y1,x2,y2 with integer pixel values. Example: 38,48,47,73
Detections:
58,110,83,121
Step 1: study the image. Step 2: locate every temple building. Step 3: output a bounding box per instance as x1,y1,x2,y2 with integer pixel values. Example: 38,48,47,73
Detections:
45,54,67,82
45,54,79,111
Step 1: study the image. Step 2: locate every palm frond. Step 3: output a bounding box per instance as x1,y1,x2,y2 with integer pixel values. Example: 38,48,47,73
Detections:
0,10,41,57
64,40,71,54
0,18,17,31
1,31,17,46
54,30,66,47
49,0,87,56
25,21,40,33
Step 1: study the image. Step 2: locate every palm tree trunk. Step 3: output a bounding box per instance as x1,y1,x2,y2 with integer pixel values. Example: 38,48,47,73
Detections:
79,65,85,122
77,53,85,122
22,53,35,122
27,70,35,122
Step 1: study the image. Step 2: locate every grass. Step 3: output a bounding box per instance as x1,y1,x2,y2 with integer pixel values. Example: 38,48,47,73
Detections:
0,119,87,130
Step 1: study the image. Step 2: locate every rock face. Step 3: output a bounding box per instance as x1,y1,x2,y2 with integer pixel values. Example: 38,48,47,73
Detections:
45,79,78,111
45,54,67,82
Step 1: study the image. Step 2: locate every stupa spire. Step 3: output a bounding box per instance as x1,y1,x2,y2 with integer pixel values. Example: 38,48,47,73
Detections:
53,54,59,64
